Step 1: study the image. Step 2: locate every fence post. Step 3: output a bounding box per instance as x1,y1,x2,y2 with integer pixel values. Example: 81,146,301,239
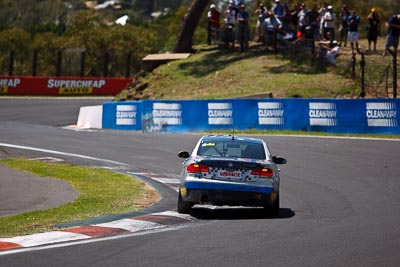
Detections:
385,65,390,97
103,51,109,77
359,51,365,98
393,51,398,98
32,50,38,76
273,29,278,53
125,52,132,78
80,50,85,77
56,50,62,76
8,50,15,76
351,53,356,80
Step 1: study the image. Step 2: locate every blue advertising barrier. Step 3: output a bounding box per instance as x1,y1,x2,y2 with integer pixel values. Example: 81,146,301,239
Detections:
102,99,400,134
102,102,142,130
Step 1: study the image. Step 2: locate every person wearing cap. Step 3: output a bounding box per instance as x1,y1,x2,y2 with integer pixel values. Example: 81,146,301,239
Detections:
223,3,237,48
255,3,268,42
208,4,222,45
383,13,400,56
367,8,381,52
347,10,361,54
237,4,249,52
323,5,336,40
339,5,350,47
273,0,284,21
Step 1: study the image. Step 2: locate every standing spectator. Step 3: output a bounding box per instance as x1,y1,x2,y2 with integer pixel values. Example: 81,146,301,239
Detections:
338,5,350,47
305,4,320,40
347,10,361,54
223,3,237,48
281,3,291,32
237,4,249,52
224,3,237,27
323,5,336,40
273,0,284,21
208,4,222,45
297,3,308,35
255,3,267,42
366,8,380,52
383,14,400,56
319,3,328,39
264,10,282,46
290,3,300,32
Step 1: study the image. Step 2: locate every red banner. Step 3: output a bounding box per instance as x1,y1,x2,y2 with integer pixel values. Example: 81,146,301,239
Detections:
0,76,133,96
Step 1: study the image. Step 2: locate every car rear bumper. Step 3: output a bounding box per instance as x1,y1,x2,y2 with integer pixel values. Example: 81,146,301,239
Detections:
181,180,277,206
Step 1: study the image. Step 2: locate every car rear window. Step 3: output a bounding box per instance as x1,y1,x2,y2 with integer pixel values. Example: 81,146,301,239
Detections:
197,141,266,160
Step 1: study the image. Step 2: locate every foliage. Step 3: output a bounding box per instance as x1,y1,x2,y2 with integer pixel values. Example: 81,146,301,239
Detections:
0,0,399,77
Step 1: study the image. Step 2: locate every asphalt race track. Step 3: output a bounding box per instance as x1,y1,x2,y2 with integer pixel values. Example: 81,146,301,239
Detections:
1,98,400,266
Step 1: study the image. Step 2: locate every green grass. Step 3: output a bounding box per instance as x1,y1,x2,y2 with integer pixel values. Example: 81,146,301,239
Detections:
0,158,158,237
117,37,395,100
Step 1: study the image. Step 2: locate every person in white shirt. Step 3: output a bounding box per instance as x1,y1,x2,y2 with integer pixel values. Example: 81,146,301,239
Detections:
323,5,336,40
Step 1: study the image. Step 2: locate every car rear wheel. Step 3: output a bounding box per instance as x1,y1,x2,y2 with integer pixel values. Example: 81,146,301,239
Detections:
177,191,193,214
264,194,280,218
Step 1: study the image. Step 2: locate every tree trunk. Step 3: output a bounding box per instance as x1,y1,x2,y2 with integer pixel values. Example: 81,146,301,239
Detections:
173,0,210,53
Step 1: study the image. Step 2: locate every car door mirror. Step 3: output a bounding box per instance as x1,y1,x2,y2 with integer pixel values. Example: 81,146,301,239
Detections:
177,150,190,158
272,156,287,164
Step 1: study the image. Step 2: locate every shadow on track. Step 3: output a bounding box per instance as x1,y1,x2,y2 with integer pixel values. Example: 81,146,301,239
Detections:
189,207,295,220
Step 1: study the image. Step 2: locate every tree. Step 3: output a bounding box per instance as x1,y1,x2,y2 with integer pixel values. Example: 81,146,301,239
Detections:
173,0,209,53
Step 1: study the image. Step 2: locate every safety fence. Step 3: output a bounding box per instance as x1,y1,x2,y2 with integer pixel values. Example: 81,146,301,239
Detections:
101,98,400,134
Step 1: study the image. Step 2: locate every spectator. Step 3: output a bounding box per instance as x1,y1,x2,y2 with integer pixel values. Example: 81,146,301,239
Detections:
255,3,268,42
273,0,284,21
281,3,292,32
347,10,361,54
237,4,249,52
323,5,336,40
318,31,340,65
222,3,237,48
383,13,400,56
264,10,283,46
290,3,300,32
297,3,308,34
224,3,237,27
366,8,381,52
305,4,320,40
208,4,222,45
319,3,328,39
338,5,350,47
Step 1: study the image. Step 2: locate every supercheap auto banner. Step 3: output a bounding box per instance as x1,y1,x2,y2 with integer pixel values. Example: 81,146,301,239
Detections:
102,99,400,134
0,76,132,95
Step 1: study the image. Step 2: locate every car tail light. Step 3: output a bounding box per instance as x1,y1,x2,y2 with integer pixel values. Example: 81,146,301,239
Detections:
187,163,209,173
251,167,274,178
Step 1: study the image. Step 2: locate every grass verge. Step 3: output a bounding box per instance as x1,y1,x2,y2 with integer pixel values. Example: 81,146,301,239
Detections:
0,158,158,237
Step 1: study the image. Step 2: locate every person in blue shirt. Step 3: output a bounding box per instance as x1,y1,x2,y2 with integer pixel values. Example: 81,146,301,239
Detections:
347,10,360,54
273,0,284,21
383,14,400,56
237,4,249,52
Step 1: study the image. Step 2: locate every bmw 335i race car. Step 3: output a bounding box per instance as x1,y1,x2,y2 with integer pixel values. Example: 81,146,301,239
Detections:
177,135,287,216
